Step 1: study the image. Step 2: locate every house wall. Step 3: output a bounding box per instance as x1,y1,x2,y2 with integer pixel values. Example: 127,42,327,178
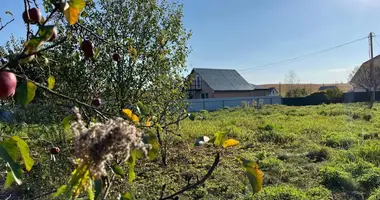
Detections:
213,91,257,98
189,71,214,99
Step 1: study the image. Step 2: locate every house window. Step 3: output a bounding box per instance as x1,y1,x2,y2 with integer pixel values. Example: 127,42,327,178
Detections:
201,93,208,99
195,75,201,89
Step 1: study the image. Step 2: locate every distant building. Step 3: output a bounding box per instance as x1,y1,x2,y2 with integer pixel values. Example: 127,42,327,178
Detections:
187,68,256,99
318,85,338,91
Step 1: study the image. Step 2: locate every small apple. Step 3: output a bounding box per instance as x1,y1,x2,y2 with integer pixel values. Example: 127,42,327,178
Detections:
80,39,94,58
0,71,17,99
48,26,58,42
50,147,60,154
22,8,42,24
112,53,121,62
92,98,101,107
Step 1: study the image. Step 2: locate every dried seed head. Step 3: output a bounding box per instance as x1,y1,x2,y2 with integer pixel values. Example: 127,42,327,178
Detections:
70,107,148,178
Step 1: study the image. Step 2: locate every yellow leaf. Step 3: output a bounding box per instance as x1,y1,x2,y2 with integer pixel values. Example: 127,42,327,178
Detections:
69,0,86,12
48,75,55,90
64,6,79,25
131,114,139,125
122,109,139,125
222,139,239,148
145,119,151,126
122,109,133,119
242,159,263,193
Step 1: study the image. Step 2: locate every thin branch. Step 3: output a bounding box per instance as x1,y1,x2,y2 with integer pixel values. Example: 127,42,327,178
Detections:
29,190,56,200
159,184,167,199
103,174,116,199
160,153,220,200
24,0,32,39
75,23,109,43
0,37,67,71
0,18,14,32
10,73,110,120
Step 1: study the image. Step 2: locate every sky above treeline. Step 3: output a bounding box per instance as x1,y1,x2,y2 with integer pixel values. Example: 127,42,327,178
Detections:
1,0,380,84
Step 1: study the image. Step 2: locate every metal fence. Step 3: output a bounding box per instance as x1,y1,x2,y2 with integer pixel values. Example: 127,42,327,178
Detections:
186,96,282,112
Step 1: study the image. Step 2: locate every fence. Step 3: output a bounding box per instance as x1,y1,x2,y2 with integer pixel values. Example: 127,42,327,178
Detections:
343,91,380,103
186,96,282,112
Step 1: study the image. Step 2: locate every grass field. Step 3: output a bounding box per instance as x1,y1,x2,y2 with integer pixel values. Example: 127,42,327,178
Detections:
2,103,380,199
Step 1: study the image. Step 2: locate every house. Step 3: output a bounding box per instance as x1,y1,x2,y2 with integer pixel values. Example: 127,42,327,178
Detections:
318,85,338,91
350,54,380,92
187,68,257,99
251,84,279,96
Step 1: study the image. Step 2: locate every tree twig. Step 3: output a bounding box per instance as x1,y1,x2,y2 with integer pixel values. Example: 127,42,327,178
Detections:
10,73,110,120
0,18,14,32
103,174,116,199
160,153,220,200
29,190,56,200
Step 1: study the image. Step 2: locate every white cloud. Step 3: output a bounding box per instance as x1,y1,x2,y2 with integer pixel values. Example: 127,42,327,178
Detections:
328,68,348,73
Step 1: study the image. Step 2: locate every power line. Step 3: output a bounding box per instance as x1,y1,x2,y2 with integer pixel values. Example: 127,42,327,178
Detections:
238,36,369,72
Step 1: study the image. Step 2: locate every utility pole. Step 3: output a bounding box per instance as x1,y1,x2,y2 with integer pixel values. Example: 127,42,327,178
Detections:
369,32,375,104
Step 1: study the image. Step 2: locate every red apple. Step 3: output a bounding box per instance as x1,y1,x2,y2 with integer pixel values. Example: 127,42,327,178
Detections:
50,147,60,154
92,98,101,107
22,8,42,24
48,26,58,42
80,39,94,58
112,53,121,62
0,71,17,99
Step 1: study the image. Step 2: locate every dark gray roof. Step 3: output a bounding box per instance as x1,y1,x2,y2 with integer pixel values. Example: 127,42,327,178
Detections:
319,86,337,90
192,68,254,91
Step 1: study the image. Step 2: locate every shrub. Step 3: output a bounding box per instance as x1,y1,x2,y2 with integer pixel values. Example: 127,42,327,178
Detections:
258,130,296,145
322,133,357,149
320,166,357,191
368,187,380,200
324,88,344,100
357,167,380,191
306,147,330,162
285,88,309,98
252,185,308,200
363,114,373,122
306,186,333,200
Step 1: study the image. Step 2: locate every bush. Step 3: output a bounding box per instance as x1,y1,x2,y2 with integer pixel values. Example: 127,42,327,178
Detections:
320,166,357,191
252,185,308,200
306,147,330,162
285,88,309,98
322,133,357,149
258,130,296,145
357,167,380,191
324,88,344,100
363,114,373,122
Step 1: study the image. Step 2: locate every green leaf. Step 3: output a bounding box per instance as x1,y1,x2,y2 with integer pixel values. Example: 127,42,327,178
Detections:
14,81,37,107
242,159,263,194
0,139,19,161
5,11,13,16
120,192,134,200
52,185,67,198
143,132,159,160
48,75,56,90
39,25,55,41
4,171,14,189
127,150,138,183
80,10,88,18
25,37,44,54
137,101,149,116
94,179,103,200
87,178,94,200
188,113,196,121
11,136,34,172
7,162,23,186
214,131,227,147
97,28,102,36
62,115,73,134
94,47,100,59
111,164,125,177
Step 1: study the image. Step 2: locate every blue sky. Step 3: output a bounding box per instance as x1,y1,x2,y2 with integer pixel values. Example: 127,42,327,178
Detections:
2,0,380,84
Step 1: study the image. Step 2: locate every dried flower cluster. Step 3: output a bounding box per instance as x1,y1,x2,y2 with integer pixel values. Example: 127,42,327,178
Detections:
70,107,148,178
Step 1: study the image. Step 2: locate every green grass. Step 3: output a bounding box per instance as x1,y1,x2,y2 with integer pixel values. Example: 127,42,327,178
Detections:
3,103,380,199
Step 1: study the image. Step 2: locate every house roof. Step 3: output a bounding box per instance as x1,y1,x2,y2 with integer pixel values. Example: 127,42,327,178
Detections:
250,84,267,90
191,68,254,91
319,86,337,91
350,54,380,85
